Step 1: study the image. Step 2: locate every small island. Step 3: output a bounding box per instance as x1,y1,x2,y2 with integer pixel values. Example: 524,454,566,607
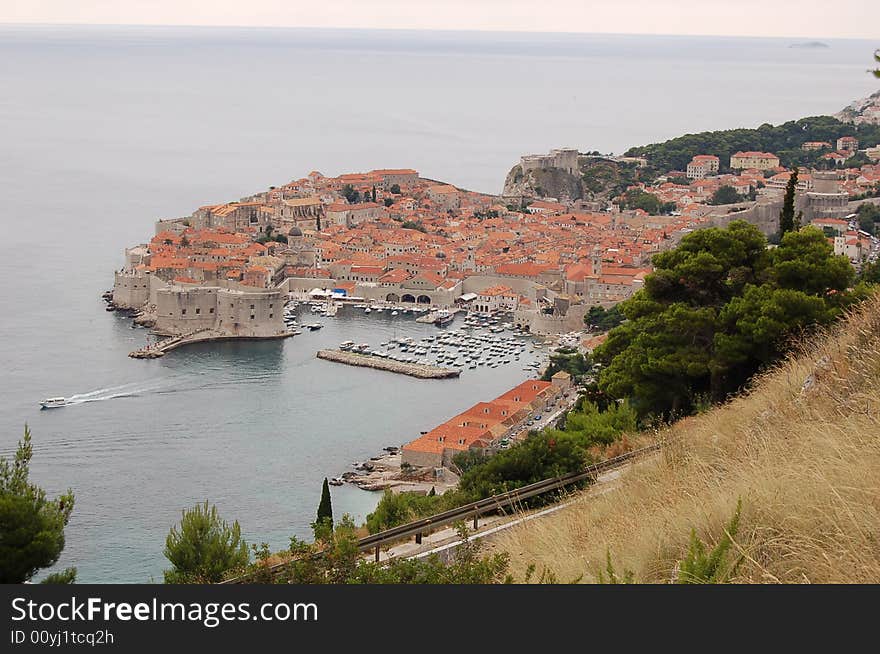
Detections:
789,41,830,49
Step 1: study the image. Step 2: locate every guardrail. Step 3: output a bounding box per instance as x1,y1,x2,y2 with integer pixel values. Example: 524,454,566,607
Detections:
222,443,661,583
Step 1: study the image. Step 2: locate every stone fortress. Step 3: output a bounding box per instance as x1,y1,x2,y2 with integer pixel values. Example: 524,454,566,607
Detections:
519,148,579,175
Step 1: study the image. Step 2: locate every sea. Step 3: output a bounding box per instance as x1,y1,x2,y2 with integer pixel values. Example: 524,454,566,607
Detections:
0,24,877,582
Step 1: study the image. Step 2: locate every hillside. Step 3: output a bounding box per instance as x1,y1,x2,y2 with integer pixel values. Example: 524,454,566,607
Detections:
624,114,880,173
493,293,880,583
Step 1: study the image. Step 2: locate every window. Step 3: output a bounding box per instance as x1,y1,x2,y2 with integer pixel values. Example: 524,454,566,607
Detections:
250,315,255,320
269,313,273,318
209,307,214,314
181,309,186,315
269,303,273,308
195,308,200,315
250,304,255,309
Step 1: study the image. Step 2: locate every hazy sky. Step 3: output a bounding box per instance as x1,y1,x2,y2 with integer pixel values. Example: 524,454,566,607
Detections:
3,0,879,39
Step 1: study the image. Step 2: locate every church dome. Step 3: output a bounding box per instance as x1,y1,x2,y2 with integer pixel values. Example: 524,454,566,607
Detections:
288,226,303,237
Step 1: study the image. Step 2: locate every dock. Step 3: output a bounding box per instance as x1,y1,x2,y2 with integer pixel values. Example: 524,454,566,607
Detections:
129,330,294,359
316,349,460,379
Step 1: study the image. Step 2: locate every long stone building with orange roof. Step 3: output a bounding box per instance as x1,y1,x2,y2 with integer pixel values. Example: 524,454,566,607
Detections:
401,376,570,468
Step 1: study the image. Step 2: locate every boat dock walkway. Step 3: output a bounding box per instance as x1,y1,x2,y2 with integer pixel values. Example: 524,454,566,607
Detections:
129,329,294,359
316,349,460,379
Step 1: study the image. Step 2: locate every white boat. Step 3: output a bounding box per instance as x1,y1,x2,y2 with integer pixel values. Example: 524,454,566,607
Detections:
40,397,66,409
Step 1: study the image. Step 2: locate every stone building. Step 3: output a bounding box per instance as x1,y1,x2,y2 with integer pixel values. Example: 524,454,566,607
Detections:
686,155,720,179
373,169,419,189
520,148,579,175
474,285,519,313
154,284,285,337
730,151,780,170
325,202,384,227
425,185,461,211
279,197,324,232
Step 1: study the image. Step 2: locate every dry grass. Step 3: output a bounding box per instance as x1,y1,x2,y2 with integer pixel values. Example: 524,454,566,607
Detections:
495,294,880,583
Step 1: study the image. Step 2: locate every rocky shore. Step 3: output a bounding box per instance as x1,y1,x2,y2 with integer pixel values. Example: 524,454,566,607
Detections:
316,349,460,379
341,451,458,493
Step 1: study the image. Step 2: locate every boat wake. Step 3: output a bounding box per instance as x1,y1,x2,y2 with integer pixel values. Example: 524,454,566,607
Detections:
63,379,176,406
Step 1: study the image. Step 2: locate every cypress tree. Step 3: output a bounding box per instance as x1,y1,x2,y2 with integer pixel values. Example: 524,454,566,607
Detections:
317,478,333,527
779,168,799,236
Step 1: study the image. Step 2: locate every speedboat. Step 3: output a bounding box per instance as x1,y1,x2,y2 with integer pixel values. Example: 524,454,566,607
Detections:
40,397,66,409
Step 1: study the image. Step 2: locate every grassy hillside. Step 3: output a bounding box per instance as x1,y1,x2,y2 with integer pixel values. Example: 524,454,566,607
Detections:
495,293,880,583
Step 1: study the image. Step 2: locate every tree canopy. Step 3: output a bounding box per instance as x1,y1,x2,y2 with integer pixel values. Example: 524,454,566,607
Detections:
316,478,333,530
618,188,676,215
163,501,249,583
594,221,855,418
856,202,880,235
709,185,744,205
0,426,76,584
625,115,880,174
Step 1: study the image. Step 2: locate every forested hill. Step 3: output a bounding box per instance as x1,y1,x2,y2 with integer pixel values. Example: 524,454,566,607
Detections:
625,115,880,174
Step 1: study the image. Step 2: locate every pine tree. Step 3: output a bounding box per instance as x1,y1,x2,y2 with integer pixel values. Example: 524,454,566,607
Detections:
0,426,76,583
163,501,248,583
317,478,333,528
779,168,799,236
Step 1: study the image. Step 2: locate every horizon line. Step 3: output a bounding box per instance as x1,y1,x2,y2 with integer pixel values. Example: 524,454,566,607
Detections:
0,21,873,42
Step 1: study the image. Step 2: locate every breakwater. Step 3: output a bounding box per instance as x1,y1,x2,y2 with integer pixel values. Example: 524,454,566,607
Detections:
317,349,460,379
130,330,294,358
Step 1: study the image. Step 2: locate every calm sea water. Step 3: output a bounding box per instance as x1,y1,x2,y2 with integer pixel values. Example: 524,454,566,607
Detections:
0,25,877,582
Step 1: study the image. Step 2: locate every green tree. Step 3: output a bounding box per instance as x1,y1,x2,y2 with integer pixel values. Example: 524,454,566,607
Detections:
0,426,76,584
594,221,856,418
401,220,426,233
620,189,668,214
390,184,401,194
856,202,880,235
542,348,591,382
269,518,510,584
778,168,800,236
771,226,854,297
163,501,248,583
316,478,333,529
341,184,359,203
708,185,743,205
585,304,625,331
384,197,394,207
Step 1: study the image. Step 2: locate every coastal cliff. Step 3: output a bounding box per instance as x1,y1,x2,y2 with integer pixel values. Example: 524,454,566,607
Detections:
501,156,638,202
